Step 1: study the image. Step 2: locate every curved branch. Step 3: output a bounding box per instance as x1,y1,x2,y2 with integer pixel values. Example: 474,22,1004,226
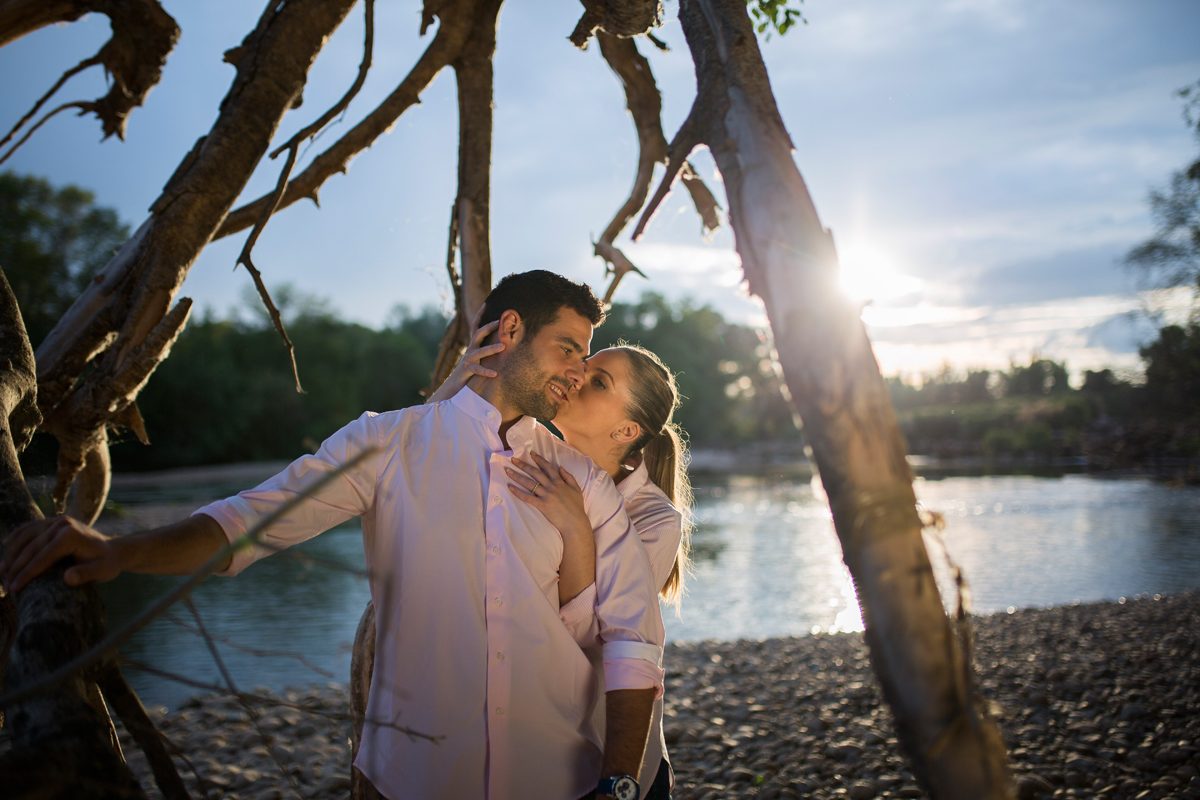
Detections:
214,0,482,241
0,54,99,153
0,0,179,149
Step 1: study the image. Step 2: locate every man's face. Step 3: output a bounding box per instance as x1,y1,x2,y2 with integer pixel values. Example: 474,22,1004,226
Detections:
500,307,593,420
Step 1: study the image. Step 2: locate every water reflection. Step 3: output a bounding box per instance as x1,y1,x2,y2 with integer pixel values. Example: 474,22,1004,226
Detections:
96,470,1200,708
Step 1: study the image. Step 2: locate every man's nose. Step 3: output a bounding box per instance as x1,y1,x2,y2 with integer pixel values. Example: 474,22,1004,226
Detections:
566,360,585,390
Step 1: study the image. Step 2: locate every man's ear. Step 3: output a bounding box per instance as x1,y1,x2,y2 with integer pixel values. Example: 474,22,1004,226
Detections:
497,309,524,346
612,421,642,446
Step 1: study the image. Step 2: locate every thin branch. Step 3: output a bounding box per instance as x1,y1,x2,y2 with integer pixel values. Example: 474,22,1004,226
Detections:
96,664,190,800
0,101,86,166
232,0,375,395
631,108,701,241
0,446,377,708
214,0,479,240
185,599,304,799
161,611,338,680
0,54,100,151
120,659,442,743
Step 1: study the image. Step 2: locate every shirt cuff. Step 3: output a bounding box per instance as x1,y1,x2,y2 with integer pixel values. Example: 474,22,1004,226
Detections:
602,656,665,699
191,497,256,576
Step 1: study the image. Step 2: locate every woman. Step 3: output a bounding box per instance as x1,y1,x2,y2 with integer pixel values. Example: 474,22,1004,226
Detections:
432,323,692,800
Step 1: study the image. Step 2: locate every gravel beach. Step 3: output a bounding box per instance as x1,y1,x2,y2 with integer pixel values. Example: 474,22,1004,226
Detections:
94,591,1200,798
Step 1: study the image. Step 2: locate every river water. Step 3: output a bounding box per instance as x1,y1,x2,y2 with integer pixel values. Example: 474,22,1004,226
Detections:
94,469,1200,709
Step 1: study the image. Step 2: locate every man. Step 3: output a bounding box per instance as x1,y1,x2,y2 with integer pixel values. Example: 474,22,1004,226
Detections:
1,270,663,800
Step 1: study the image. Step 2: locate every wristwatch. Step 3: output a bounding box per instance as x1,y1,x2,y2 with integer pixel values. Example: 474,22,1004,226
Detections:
596,774,639,800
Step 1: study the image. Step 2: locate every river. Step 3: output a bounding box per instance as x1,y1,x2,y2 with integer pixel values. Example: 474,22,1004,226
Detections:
92,467,1200,709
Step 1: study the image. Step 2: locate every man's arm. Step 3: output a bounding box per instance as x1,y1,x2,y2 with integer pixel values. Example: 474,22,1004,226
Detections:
1,513,230,594
601,687,656,783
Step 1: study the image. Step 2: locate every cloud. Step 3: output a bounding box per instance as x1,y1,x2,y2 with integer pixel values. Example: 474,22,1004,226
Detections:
958,243,1134,307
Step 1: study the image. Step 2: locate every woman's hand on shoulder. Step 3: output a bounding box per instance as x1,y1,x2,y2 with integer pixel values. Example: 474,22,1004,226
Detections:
426,313,504,403
505,452,590,542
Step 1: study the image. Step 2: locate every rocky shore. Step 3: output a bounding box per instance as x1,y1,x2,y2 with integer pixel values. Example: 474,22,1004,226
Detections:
102,591,1199,798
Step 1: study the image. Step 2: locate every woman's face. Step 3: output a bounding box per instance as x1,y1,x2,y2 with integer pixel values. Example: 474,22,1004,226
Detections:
553,348,639,442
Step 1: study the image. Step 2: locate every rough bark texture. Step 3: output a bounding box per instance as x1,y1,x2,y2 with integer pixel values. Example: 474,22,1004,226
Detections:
33,0,358,525
0,269,146,798
672,1,1015,797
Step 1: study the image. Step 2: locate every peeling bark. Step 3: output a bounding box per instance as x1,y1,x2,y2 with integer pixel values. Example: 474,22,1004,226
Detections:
669,1,1015,797
34,0,359,520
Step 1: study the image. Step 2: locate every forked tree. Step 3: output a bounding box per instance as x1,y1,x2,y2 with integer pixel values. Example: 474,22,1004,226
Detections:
0,1,1014,797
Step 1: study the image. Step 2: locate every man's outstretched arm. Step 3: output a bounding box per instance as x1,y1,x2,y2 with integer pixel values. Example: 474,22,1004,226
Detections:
0,513,230,594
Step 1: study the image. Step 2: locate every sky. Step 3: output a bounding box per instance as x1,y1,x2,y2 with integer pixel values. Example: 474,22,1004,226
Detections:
2,0,1198,381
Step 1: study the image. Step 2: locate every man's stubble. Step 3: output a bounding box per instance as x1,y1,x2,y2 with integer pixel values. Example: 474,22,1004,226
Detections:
500,340,562,421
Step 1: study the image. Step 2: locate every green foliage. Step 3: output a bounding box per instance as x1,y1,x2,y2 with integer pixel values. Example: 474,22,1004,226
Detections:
0,171,130,346
1125,80,1200,312
747,0,806,38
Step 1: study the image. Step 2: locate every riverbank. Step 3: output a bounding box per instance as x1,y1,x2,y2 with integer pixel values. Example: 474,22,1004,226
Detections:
103,592,1199,799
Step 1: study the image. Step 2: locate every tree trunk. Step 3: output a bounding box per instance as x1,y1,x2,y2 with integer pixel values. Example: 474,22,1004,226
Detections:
673,1,1014,797
33,0,359,525
0,268,146,798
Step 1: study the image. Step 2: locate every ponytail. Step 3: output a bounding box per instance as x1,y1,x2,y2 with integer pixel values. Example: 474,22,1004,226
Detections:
641,422,693,605
617,344,693,606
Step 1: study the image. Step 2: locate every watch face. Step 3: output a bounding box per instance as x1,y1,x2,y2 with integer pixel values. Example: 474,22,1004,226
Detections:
613,776,638,800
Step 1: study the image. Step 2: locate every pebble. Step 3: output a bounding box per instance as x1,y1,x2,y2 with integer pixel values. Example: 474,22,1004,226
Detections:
10,591,1189,799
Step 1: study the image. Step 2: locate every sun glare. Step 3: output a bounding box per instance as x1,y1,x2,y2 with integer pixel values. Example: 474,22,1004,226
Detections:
836,243,922,305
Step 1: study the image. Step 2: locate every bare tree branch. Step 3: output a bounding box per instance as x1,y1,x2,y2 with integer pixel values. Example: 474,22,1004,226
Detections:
0,445,376,709
233,0,378,395
185,599,305,800
0,0,178,153
214,0,486,241
33,0,360,521
96,665,190,800
423,0,503,393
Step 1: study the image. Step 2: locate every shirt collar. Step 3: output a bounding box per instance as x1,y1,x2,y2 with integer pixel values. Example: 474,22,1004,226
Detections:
616,460,650,498
450,386,540,451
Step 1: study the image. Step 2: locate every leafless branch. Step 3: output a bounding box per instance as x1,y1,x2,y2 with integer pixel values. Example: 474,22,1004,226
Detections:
120,659,442,743
96,664,190,800
0,101,85,166
214,0,484,241
0,54,99,152
162,611,338,680
570,0,664,49
233,0,377,395
0,446,377,709
185,599,305,799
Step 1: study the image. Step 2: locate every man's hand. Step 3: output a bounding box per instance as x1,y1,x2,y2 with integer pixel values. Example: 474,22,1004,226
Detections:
1,515,122,593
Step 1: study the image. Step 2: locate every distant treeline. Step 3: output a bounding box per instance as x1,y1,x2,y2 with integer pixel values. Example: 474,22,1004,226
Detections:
887,321,1200,471
22,291,800,474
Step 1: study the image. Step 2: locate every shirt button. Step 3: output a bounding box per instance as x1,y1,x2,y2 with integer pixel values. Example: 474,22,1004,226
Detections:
489,544,500,555
491,495,501,505
493,596,503,607
496,706,505,716
496,651,505,661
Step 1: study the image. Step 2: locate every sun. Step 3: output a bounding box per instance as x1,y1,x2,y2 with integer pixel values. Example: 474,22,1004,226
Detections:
836,243,923,305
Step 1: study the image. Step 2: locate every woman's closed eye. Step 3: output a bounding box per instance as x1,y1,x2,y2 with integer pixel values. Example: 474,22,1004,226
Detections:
590,376,606,390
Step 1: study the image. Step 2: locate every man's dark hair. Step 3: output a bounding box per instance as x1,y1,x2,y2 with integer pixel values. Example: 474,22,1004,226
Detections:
479,270,605,340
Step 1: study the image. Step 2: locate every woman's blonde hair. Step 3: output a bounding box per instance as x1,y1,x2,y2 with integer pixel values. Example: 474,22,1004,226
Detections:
616,344,693,605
